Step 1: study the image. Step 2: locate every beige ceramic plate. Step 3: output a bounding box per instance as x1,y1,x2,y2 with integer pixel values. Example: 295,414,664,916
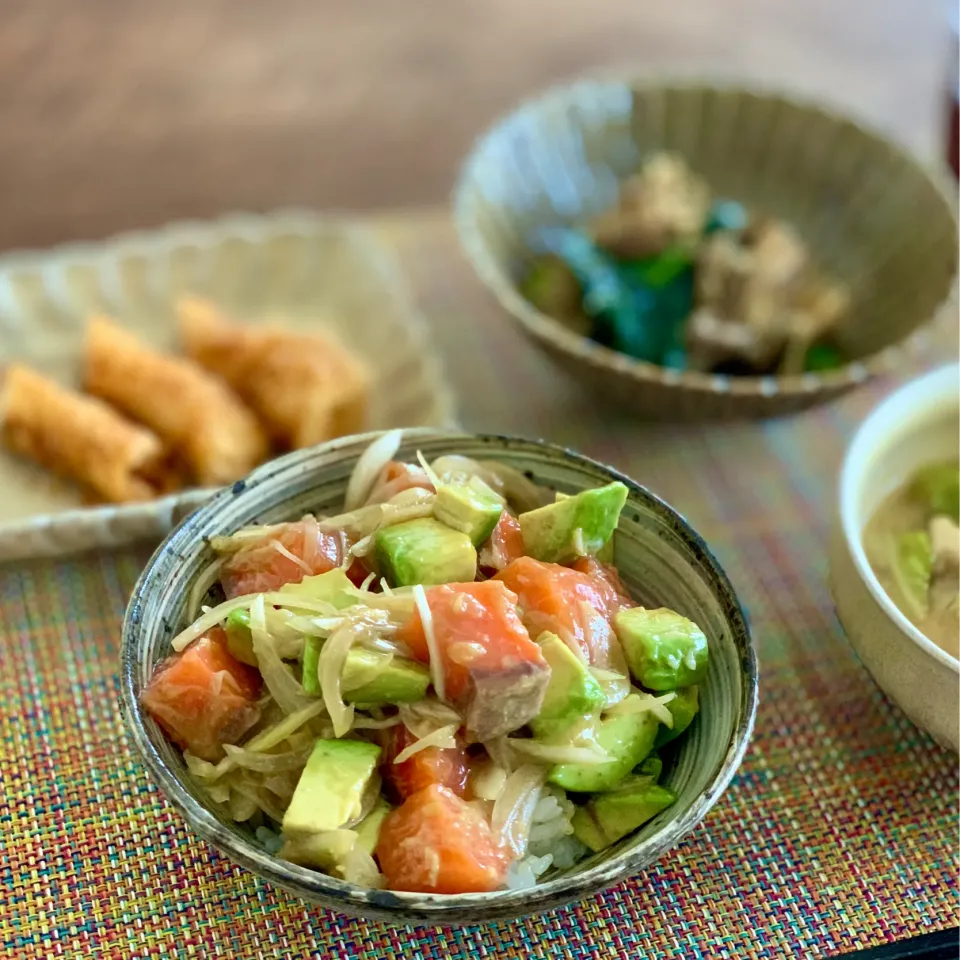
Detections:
0,212,455,561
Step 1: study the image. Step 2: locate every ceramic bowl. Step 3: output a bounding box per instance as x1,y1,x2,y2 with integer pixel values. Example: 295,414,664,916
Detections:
120,430,758,925
829,365,960,752
454,78,958,420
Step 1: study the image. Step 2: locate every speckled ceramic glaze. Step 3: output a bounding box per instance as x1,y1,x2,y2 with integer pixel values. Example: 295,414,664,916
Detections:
454,78,958,420
830,365,960,752
120,431,758,925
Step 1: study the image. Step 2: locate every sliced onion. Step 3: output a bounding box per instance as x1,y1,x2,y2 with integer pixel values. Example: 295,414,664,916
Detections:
263,771,301,801
392,723,458,764
184,751,229,780
350,535,374,559
429,455,483,486
352,713,402,730
345,772,382,829
319,622,362,737
244,700,327,753
470,759,509,802
491,764,546,858
413,584,445,702
608,691,677,726
416,450,442,490
231,778,287,824
208,522,291,555
300,515,320,570
170,591,352,652
338,846,385,888
344,429,404,510
397,699,462,739
171,595,257,651
483,735,518,773
187,558,224,620
507,739,609,765
227,789,259,822
271,538,312,575
476,460,547,512
222,744,311,773
249,595,317,715
553,625,588,665
589,666,631,708
204,780,231,804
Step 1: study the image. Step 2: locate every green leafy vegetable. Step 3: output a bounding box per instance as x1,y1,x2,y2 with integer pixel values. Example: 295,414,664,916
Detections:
545,230,693,367
891,531,933,620
803,343,844,372
911,464,960,522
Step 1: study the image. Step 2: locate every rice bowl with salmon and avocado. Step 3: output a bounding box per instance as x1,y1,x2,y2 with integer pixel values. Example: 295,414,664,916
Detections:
139,431,712,896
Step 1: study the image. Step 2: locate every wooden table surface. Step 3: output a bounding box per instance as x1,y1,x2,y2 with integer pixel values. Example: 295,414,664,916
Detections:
0,0,951,252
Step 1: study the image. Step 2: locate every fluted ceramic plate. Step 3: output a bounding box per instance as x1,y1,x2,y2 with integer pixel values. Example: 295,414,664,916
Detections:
0,212,455,561
120,429,758,925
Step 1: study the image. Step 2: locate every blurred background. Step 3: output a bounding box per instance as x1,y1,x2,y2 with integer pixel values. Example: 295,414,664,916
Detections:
0,0,951,250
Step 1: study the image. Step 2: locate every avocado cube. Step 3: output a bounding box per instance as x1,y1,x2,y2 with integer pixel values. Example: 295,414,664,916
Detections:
374,518,477,587
282,739,380,836
530,632,606,739
278,828,358,869
225,608,257,666
571,783,676,851
654,686,700,748
434,477,504,546
355,797,392,855
548,703,658,792
595,534,615,565
343,649,430,706
636,754,662,781
519,482,628,564
614,607,708,691
301,635,322,696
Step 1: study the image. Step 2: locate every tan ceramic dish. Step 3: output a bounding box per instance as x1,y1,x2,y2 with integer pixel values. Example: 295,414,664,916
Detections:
454,78,958,420
0,212,455,561
829,364,959,752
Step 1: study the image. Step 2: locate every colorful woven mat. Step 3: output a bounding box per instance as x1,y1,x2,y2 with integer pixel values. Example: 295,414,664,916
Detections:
1,218,958,959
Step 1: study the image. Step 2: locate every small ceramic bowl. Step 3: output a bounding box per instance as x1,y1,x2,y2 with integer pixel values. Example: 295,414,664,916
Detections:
454,78,958,420
120,430,758,925
829,365,960,752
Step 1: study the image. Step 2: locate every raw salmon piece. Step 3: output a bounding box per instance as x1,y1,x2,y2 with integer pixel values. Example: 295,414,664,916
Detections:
140,627,262,761
381,723,469,801
478,512,525,575
376,784,509,893
397,580,549,740
496,556,625,666
220,517,346,598
571,556,636,607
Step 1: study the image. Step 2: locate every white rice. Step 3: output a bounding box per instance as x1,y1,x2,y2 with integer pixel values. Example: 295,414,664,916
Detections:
505,787,590,889
255,825,284,855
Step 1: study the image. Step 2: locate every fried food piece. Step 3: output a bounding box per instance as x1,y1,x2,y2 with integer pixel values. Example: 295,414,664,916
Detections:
592,153,710,259
693,225,849,375
177,297,369,450
0,364,176,502
83,315,268,486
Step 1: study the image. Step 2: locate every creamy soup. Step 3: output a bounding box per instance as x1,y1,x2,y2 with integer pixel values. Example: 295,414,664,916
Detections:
864,461,960,659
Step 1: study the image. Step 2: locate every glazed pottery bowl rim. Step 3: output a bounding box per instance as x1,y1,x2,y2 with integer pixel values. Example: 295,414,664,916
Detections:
838,365,960,673
120,428,758,921
453,74,959,403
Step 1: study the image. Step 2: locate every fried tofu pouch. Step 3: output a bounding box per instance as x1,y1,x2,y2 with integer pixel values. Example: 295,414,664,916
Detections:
0,364,175,502
177,297,369,450
83,315,268,486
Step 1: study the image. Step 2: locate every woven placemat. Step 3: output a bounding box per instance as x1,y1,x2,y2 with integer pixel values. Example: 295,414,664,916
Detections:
1,215,957,959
